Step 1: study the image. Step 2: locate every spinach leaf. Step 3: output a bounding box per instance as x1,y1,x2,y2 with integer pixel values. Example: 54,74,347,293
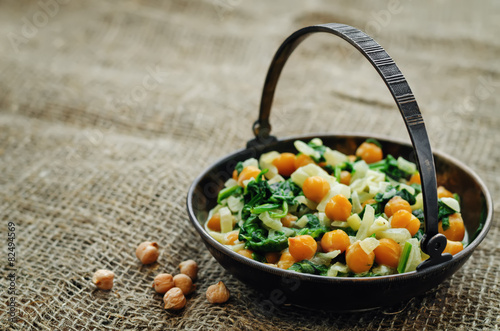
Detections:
235,162,244,176
397,188,416,205
438,199,456,231
369,155,407,181
242,178,272,218
238,215,290,253
251,203,281,214
288,260,329,276
307,140,327,163
341,161,354,173
217,185,242,204
252,251,267,263
269,201,289,218
410,183,422,195
296,214,329,240
243,179,300,219
358,200,383,218
414,228,424,240
374,186,416,206
322,164,335,175
365,138,382,148
333,165,342,183
269,180,302,204
412,209,424,223
342,227,357,237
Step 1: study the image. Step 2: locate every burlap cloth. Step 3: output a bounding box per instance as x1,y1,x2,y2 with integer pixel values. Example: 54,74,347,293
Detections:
1,1,499,330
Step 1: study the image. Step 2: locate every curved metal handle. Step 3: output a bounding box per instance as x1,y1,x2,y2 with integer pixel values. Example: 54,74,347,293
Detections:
248,23,450,270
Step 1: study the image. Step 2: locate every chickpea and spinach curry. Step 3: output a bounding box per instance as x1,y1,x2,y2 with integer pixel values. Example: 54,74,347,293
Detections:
206,138,465,277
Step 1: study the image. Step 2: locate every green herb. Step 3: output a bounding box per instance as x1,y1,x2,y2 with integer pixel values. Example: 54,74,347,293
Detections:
410,183,422,194
365,138,382,148
342,227,357,237
235,162,244,176
374,186,416,206
369,155,408,181
438,199,456,230
334,165,341,183
412,209,424,223
397,241,412,274
358,200,383,218
268,180,302,204
398,188,416,205
341,161,354,173
251,203,281,214
414,228,424,240
323,162,354,176
288,260,329,276
441,217,450,231
252,251,267,263
307,140,327,163
322,164,334,174
217,185,242,204
296,214,329,240
269,201,288,218
238,215,290,253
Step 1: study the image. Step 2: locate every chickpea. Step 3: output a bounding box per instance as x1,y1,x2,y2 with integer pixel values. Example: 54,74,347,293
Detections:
237,166,262,186
321,229,350,253
173,274,195,295
163,287,186,310
443,240,463,255
207,213,221,232
325,194,352,221
92,269,115,290
277,251,296,270
391,209,421,237
206,281,230,304
438,213,465,241
384,196,412,218
152,273,174,294
302,176,330,203
135,241,160,265
346,241,375,274
236,249,254,259
355,142,383,164
339,170,351,185
288,235,317,261
179,259,198,281
437,186,454,199
294,153,314,169
374,238,401,268
272,152,297,177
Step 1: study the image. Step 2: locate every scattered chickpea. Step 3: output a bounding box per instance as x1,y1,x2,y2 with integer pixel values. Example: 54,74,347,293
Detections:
179,260,198,281
152,273,174,294
206,281,230,304
135,241,160,265
173,274,195,295
92,269,115,290
163,287,186,310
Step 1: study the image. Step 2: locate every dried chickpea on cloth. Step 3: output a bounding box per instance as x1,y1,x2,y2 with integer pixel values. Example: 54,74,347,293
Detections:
205,138,466,277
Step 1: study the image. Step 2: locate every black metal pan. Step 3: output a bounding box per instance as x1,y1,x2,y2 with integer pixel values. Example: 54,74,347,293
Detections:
187,23,493,311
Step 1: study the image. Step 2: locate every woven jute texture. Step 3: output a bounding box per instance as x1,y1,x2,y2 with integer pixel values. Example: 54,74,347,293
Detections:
1,0,499,330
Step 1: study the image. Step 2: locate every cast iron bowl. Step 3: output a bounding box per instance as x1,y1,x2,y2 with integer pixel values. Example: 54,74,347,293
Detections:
187,24,493,311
